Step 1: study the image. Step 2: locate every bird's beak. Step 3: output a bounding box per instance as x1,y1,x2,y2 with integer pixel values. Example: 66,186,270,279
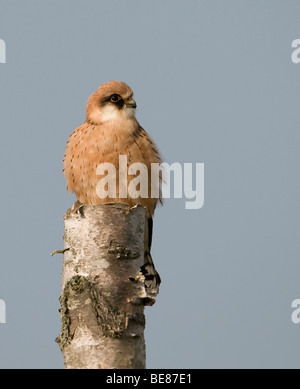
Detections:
125,98,137,109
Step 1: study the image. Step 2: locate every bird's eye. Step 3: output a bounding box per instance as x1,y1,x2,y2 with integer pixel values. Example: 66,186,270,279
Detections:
110,94,121,103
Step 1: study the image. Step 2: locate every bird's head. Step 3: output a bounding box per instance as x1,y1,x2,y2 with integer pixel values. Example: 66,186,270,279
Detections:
86,80,137,124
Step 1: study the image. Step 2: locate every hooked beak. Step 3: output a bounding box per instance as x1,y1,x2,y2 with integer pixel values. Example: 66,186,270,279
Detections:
125,98,137,109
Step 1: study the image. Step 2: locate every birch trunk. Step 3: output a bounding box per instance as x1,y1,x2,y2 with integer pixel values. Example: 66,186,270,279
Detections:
56,203,154,369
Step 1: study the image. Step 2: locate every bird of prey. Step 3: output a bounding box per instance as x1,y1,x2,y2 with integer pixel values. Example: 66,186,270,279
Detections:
63,80,162,301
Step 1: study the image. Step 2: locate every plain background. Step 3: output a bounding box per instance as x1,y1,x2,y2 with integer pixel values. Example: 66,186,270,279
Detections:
0,0,300,368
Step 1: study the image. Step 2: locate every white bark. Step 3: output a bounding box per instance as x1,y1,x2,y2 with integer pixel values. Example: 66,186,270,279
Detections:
56,203,154,369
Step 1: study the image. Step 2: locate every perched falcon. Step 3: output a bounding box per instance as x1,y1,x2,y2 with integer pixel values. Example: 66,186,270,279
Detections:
63,81,162,301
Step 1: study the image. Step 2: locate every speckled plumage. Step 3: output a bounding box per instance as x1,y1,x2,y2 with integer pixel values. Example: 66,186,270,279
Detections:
63,81,162,299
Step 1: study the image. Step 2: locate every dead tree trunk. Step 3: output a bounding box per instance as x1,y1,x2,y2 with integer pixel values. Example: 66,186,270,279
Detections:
56,203,155,369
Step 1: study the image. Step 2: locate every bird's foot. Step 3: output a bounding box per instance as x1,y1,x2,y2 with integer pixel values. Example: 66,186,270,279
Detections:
71,200,85,217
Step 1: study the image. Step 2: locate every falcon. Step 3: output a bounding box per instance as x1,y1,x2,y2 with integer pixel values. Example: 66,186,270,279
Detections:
63,80,162,300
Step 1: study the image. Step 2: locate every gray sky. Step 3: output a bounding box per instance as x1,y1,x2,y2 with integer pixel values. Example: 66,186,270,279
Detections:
0,0,300,368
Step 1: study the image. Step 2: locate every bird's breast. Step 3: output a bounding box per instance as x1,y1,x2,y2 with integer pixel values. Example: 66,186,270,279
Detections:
64,118,158,210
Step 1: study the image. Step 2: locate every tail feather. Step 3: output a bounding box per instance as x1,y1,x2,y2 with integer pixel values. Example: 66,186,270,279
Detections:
141,215,161,305
141,251,161,304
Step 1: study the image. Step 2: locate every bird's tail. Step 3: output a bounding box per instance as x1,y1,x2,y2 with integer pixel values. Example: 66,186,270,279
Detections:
141,250,161,305
140,214,161,305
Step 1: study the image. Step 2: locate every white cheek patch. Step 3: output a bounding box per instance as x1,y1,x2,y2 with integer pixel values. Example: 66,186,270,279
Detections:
100,105,120,122
123,106,136,119
100,104,136,122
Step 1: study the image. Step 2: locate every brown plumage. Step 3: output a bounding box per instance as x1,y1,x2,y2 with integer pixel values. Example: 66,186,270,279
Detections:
63,81,162,300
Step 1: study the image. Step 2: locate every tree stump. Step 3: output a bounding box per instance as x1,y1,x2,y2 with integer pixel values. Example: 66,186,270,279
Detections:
56,203,156,369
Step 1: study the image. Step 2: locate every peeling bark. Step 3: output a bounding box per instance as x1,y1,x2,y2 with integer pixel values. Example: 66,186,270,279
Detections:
56,203,154,369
